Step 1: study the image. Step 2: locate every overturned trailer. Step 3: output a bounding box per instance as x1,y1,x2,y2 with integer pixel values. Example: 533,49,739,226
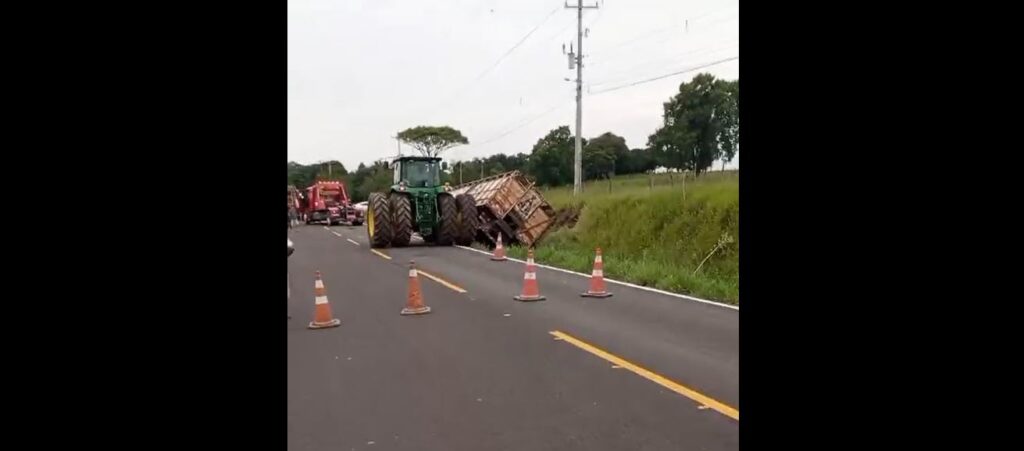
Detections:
449,170,557,248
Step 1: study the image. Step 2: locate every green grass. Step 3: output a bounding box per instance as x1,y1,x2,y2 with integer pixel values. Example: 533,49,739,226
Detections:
508,171,739,304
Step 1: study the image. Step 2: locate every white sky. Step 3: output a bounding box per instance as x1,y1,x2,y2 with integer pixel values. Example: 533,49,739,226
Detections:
288,0,739,170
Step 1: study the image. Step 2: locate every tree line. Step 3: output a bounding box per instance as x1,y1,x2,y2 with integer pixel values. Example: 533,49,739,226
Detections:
288,73,738,201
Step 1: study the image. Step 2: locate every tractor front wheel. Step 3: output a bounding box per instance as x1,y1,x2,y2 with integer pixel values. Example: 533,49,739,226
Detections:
367,192,392,248
455,194,478,246
390,193,413,247
436,193,457,246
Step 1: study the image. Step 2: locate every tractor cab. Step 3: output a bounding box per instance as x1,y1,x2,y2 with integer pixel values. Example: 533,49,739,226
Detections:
391,156,442,190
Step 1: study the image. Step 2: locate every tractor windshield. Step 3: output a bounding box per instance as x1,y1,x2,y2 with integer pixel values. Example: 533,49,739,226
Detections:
403,160,440,188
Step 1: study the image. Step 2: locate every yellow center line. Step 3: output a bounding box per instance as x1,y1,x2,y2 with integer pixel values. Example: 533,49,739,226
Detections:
417,269,467,293
370,249,392,260
549,330,739,421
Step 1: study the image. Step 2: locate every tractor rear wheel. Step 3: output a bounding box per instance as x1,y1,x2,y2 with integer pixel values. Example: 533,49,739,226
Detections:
390,193,413,247
436,193,457,246
367,192,392,248
455,194,478,246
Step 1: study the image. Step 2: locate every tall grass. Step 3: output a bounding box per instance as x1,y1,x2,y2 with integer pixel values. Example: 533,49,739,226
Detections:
510,171,739,304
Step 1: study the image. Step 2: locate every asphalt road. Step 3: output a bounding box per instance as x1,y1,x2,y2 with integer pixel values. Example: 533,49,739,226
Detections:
288,224,739,451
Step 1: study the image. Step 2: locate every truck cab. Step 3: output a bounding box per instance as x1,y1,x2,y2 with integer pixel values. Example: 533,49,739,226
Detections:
303,180,363,226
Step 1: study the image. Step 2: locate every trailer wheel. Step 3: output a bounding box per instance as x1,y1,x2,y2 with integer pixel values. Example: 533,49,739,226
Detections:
367,192,392,248
390,193,413,247
455,194,478,246
436,193,457,246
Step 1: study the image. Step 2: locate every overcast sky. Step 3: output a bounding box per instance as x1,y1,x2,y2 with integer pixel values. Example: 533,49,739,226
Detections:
288,0,739,171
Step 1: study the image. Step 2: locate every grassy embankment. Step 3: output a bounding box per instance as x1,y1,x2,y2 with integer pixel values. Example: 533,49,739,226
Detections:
494,171,739,304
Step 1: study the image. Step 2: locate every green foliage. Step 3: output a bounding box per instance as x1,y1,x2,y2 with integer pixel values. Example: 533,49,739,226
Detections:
583,132,626,179
446,153,529,185
507,172,739,304
396,125,469,157
528,125,581,186
648,73,739,175
346,161,392,201
287,161,347,189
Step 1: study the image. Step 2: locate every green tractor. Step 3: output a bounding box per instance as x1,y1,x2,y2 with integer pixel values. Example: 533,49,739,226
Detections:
366,156,478,248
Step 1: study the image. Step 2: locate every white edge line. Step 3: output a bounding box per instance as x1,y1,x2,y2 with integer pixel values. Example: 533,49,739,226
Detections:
331,231,343,237
455,245,738,311
346,238,360,246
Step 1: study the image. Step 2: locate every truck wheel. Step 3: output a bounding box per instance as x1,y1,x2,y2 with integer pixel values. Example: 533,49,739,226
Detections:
455,194,478,246
436,193,457,246
367,192,392,248
390,193,413,247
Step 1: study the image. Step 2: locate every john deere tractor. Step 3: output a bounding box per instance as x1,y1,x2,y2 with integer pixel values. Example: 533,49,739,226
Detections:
366,156,478,248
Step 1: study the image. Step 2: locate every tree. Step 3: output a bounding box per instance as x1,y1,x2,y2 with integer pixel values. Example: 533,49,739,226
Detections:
287,160,348,189
717,80,739,170
647,73,739,175
446,152,529,184
318,160,347,178
396,125,469,157
624,147,658,174
346,160,392,201
528,126,579,186
584,132,628,179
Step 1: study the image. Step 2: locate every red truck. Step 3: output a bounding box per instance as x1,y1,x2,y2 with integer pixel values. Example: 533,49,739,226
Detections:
302,180,363,226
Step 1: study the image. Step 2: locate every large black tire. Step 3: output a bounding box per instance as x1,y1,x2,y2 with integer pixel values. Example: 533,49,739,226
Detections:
455,194,478,246
435,194,457,246
390,193,413,247
367,192,392,248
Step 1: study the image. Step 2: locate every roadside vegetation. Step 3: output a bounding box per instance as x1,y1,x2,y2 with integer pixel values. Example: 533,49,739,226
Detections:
503,171,739,305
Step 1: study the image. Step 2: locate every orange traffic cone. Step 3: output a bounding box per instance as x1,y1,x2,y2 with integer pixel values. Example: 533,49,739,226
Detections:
491,234,507,261
401,260,432,315
514,249,546,302
581,247,613,298
308,271,341,329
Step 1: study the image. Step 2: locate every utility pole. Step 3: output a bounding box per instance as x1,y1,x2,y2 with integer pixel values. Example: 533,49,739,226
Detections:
565,1,599,197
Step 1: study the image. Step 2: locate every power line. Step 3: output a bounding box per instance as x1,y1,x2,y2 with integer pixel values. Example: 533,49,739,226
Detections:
588,9,737,59
589,40,738,86
471,100,572,148
470,7,561,84
419,7,561,119
589,56,738,95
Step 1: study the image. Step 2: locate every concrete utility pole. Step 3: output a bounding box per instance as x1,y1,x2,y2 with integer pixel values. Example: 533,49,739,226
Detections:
565,1,599,197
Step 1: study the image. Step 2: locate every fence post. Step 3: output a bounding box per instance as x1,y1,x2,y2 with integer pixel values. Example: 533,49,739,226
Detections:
682,170,686,202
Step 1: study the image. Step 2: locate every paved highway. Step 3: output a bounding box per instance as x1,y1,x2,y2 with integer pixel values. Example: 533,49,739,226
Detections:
288,224,739,451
